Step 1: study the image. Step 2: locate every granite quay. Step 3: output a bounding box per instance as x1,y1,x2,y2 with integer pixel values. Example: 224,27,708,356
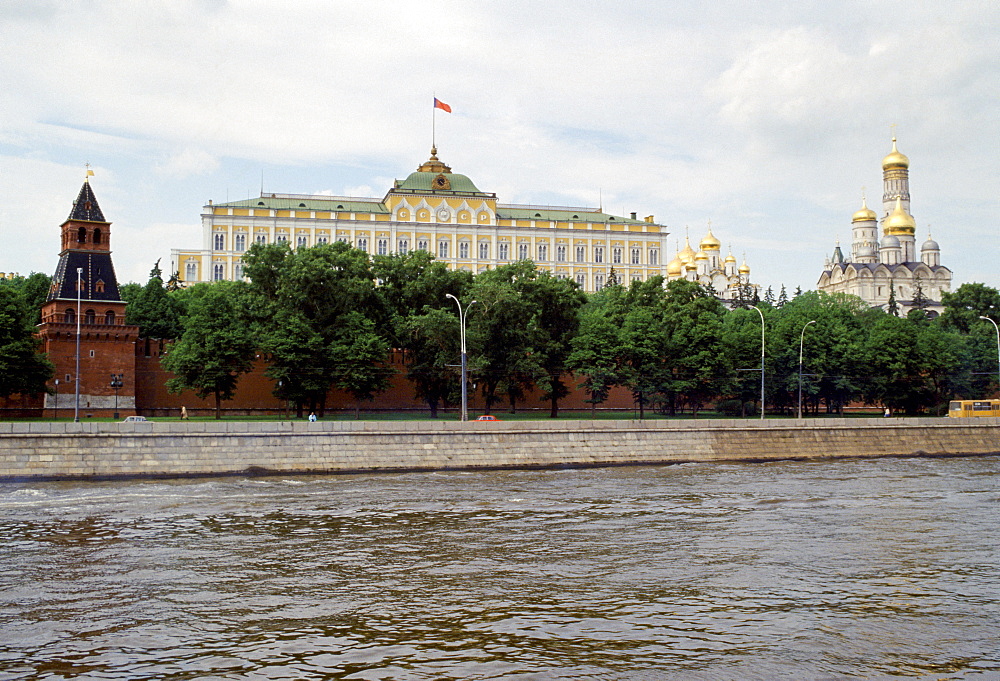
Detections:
2,418,999,482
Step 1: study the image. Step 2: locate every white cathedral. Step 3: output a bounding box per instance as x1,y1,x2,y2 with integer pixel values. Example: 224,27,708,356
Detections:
817,136,952,315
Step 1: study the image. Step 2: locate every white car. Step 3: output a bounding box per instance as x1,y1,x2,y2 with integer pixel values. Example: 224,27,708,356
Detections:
122,415,148,422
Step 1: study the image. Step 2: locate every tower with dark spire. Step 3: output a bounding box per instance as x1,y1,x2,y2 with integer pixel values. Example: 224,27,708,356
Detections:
38,177,139,417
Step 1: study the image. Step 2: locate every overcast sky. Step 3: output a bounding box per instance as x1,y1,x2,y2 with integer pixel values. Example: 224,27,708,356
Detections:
1,0,997,295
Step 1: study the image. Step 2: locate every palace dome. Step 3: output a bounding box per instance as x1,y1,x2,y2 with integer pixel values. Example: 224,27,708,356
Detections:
852,198,877,223
883,197,916,235
699,228,721,251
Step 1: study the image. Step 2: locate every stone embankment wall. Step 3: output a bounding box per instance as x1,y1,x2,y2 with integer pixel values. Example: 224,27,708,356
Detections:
1,418,998,482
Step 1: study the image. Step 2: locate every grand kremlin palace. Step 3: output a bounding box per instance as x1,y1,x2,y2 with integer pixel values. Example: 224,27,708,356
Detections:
171,147,755,295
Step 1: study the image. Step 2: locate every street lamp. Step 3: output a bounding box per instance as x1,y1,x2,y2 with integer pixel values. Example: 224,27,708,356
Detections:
446,293,477,421
53,379,59,420
752,306,765,420
979,316,1000,393
110,373,123,419
74,267,82,423
798,320,817,419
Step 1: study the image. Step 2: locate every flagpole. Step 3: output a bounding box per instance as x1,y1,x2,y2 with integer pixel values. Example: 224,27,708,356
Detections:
432,96,436,149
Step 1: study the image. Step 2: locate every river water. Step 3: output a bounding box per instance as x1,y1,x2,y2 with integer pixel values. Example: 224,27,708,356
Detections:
1,456,998,680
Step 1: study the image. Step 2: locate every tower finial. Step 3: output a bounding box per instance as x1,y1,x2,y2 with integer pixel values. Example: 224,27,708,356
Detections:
84,162,94,182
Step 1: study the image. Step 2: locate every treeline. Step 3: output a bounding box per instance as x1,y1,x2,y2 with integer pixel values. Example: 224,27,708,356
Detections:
3,243,1000,419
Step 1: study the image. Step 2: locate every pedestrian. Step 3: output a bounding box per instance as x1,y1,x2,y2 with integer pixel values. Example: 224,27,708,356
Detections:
181,406,189,420
309,412,317,422
884,407,891,417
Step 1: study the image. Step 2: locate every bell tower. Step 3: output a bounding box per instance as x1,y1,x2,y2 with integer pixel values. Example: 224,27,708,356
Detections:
38,177,139,418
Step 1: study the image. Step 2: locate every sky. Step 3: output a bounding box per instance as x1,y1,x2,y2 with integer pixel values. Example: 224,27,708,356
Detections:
1,0,998,294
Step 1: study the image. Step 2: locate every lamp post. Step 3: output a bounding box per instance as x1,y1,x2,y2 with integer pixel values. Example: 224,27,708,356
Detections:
53,379,59,420
979,316,1000,392
74,267,82,423
110,373,123,419
446,293,477,421
798,320,817,420
752,306,765,419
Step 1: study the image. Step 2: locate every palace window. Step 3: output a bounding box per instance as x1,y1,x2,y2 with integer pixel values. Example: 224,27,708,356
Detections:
377,238,388,255
105,311,115,325
575,246,586,263
234,263,243,280
297,235,308,248
213,263,225,281
235,234,246,252
418,239,429,252
595,246,604,263
316,236,328,245
438,240,449,258
357,237,368,252
498,243,509,260
556,245,566,262
537,244,548,261
255,233,267,245
478,242,489,259
649,248,658,265
84,309,96,324
631,274,642,282
613,247,622,264
64,308,75,324
459,242,470,258
518,243,529,260
595,274,605,291
575,273,586,288
276,234,288,244
185,262,197,281
213,233,225,250
631,248,641,265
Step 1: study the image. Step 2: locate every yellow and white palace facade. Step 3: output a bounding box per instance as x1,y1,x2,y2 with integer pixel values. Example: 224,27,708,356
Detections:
171,148,679,293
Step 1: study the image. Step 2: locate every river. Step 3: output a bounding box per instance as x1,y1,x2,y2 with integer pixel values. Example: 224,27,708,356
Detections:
1,456,998,679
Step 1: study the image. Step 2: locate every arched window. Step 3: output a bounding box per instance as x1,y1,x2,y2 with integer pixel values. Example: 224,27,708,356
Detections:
77,227,87,243
478,242,489,259
595,246,604,263
518,243,529,260
64,308,75,324
185,262,197,281
235,234,246,252
95,279,105,293
498,243,509,260
213,263,225,281
459,241,470,258
213,233,225,250
92,228,102,244
84,309,96,324
105,310,116,325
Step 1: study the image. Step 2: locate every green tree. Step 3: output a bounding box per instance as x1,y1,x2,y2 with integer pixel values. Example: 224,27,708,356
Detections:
0,272,52,324
567,297,621,417
162,281,257,419
887,284,899,316
0,286,54,398
939,282,1000,333
125,261,185,339
525,272,587,417
403,308,461,417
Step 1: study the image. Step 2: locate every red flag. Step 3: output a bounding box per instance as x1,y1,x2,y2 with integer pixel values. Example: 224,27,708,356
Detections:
434,98,452,113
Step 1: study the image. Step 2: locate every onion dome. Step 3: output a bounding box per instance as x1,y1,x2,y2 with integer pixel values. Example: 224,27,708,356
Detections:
883,196,916,235
678,236,696,263
852,198,877,223
880,233,900,249
857,244,877,259
667,253,684,276
694,249,709,261
921,232,940,252
882,137,910,170
685,260,698,271
699,227,721,251
738,260,751,274
724,252,737,264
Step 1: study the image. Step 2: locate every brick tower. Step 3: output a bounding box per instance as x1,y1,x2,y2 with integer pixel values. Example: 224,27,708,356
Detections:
39,178,139,418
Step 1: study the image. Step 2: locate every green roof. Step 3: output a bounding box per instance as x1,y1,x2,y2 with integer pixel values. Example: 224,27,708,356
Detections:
216,196,389,213
498,207,647,224
394,171,487,195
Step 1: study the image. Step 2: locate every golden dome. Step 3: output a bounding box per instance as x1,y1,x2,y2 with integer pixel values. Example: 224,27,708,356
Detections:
699,227,721,251
883,196,916,235
685,261,698,271
738,260,751,274
694,249,709,261
667,254,684,276
678,236,696,263
852,197,877,223
724,252,737,263
882,137,909,170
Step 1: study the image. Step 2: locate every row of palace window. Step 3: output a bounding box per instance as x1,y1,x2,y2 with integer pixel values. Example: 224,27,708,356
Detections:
63,309,118,325
213,232,659,265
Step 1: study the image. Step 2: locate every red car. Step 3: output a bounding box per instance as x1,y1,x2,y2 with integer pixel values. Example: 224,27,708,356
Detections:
475,415,500,421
